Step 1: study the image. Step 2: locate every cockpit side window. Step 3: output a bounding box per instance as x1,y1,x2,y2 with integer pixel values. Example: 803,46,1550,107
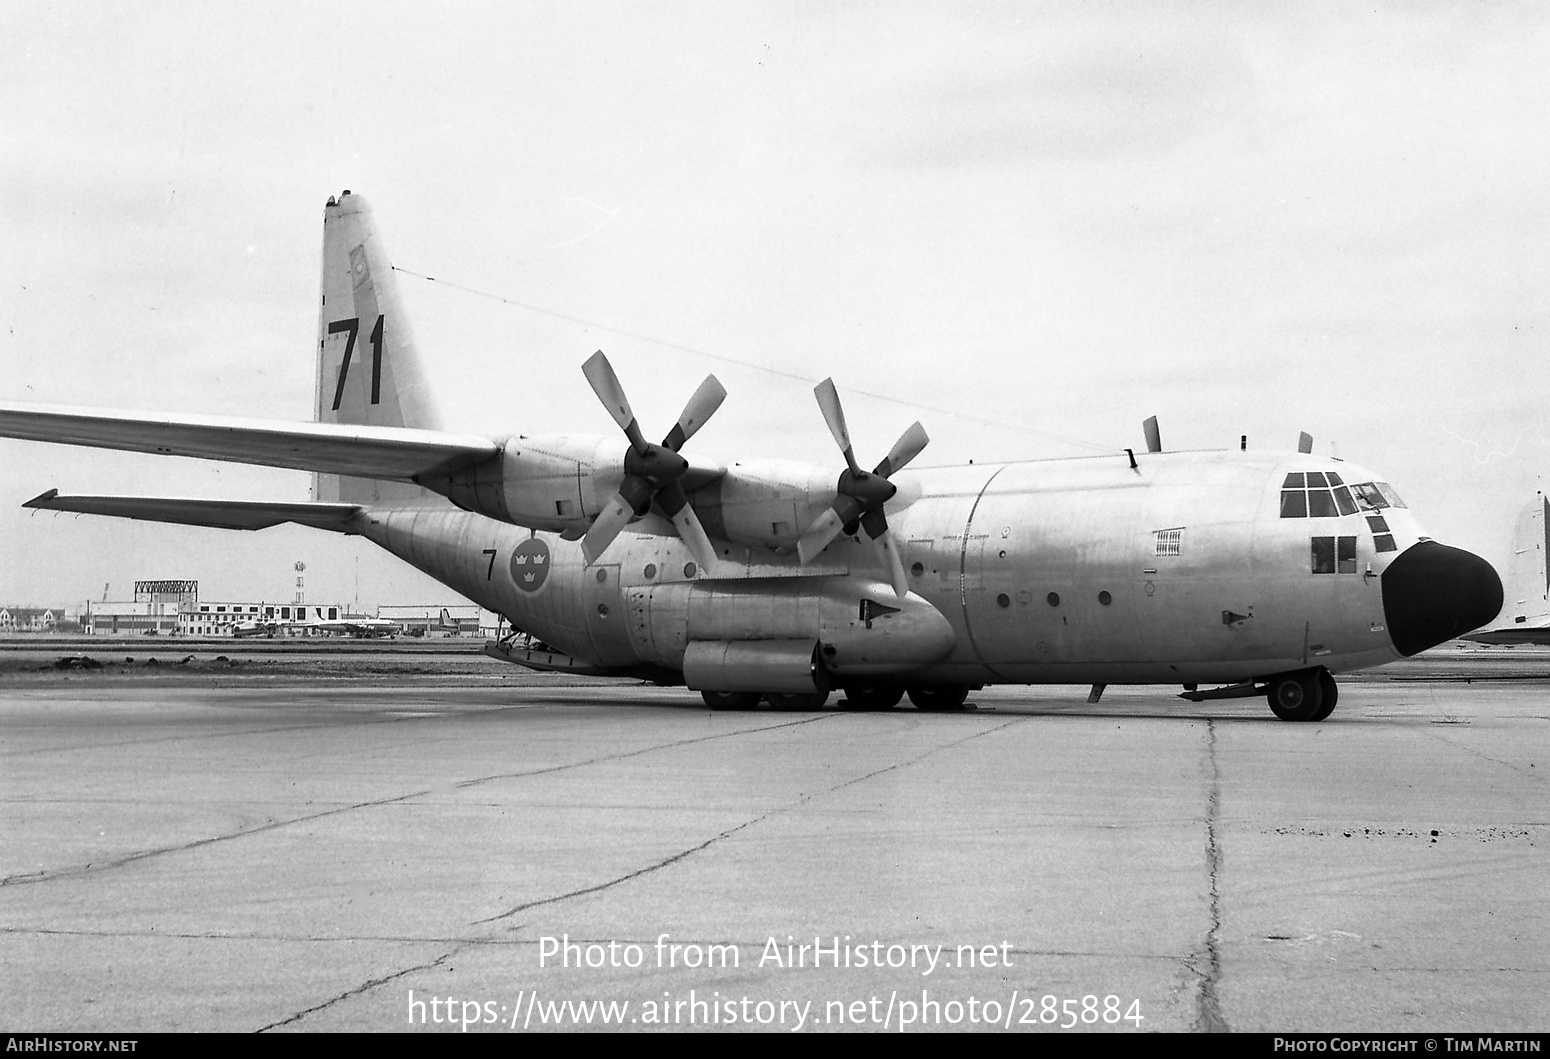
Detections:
1351,481,1407,511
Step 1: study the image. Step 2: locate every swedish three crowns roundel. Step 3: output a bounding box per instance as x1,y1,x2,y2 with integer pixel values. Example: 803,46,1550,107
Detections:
510,538,551,593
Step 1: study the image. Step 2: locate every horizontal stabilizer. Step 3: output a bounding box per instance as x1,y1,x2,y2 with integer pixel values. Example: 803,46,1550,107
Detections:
23,490,364,533
0,403,499,482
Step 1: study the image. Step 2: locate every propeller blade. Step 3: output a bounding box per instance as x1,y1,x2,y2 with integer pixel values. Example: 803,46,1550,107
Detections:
858,505,888,542
658,481,719,573
873,421,929,477
662,375,726,451
582,351,649,451
869,528,910,600
813,378,860,473
797,507,847,565
581,492,636,566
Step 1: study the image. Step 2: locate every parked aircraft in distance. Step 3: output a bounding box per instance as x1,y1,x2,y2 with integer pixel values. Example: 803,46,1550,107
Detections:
231,619,278,639
299,614,401,638
0,192,1504,719
1465,493,1549,645
227,611,399,638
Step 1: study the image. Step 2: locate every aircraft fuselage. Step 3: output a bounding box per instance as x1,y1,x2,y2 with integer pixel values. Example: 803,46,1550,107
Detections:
357,446,1475,689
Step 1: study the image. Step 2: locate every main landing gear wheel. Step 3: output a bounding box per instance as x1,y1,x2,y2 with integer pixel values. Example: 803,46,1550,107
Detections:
1265,669,1324,722
701,690,761,711
840,683,904,711
1312,670,1339,721
908,685,970,712
766,690,830,711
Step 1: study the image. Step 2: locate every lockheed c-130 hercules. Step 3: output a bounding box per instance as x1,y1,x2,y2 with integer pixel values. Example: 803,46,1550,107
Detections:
0,192,1504,719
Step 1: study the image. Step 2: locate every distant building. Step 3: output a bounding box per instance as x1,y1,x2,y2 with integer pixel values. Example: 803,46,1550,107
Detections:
135,580,198,604
77,576,485,638
87,600,178,636
0,607,59,632
82,581,200,635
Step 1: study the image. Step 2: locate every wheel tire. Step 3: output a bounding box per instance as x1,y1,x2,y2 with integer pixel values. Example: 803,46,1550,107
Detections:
766,689,830,711
1266,670,1324,722
840,683,904,711
701,690,761,711
908,685,970,712
1311,670,1339,721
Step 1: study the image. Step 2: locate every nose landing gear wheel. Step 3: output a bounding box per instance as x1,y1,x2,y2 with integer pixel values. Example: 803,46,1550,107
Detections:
1266,669,1325,722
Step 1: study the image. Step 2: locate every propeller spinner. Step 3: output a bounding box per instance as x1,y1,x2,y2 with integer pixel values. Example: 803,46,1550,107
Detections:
796,378,928,598
580,351,725,572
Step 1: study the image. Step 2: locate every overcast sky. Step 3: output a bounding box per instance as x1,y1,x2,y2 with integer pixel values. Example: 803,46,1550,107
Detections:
3,2,1548,609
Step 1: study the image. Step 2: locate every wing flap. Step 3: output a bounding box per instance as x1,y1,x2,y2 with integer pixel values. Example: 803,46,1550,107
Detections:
24,489,364,533
0,402,499,481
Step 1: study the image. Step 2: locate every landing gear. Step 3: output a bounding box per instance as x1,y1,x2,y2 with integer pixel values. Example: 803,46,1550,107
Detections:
1313,670,1338,721
701,690,761,711
766,689,830,711
839,682,904,711
1265,668,1337,722
908,684,970,711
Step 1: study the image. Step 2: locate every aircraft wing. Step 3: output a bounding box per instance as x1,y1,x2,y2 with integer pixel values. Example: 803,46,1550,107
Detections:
23,490,364,532
0,402,500,481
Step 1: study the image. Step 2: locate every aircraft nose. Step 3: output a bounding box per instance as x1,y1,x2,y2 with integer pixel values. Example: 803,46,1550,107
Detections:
1381,541,1503,657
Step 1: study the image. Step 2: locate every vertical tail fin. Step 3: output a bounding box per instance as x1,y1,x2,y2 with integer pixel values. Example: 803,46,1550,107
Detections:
313,191,442,505
1501,492,1550,626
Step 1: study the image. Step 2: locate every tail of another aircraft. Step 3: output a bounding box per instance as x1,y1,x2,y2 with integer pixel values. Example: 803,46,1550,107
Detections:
313,191,443,505
1499,492,1550,627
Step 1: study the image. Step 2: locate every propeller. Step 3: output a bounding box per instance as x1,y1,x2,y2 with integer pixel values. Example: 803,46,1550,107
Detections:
796,378,928,598
580,351,725,572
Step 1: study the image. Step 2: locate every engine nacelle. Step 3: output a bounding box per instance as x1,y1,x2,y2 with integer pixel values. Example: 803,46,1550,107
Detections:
420,433,630,534
422,443,921,559
687,459,847,554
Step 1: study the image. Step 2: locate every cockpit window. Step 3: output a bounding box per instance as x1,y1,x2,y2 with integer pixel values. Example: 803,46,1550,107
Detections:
1351,481,1407,511
1281,472,1359,519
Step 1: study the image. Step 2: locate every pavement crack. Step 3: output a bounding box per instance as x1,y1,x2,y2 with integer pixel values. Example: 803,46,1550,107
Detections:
1,714,833,888
476,814,777,923
1423,730,1543,777
478,716,1026,924
256,944,468,1032
1191,717,1230,1033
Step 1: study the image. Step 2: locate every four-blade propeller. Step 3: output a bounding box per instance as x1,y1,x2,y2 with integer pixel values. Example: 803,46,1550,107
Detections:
580,351,725,572
796,378,928,598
